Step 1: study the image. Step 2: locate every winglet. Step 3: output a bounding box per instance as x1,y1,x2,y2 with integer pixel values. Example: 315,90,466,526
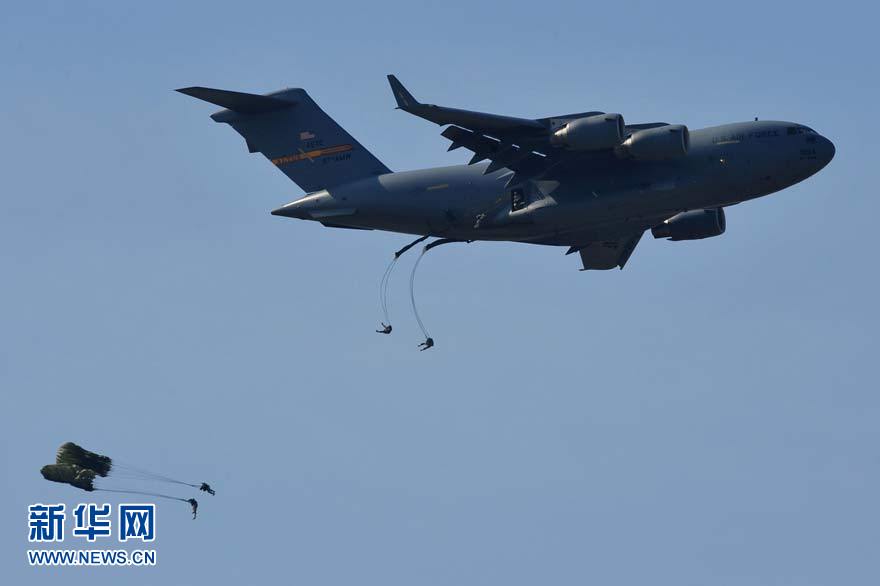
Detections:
386,75,420,110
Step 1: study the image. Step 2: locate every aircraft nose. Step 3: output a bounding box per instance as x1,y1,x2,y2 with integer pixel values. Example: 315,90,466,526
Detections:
820,135,836,166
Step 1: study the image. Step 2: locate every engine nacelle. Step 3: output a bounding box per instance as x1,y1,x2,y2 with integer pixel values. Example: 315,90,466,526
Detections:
550,113,625,151
651,208,726,241
617,124,689,161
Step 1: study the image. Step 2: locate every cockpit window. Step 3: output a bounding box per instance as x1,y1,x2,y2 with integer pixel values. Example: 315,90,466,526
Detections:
787,126,817,135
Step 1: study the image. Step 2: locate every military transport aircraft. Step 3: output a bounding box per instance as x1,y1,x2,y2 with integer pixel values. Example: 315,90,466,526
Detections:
179,75,834,347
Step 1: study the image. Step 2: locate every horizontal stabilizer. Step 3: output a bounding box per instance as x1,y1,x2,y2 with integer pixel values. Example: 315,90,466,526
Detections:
176,86,295,114
180,84,390,193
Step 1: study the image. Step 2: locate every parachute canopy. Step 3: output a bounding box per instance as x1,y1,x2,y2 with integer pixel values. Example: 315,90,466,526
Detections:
40,442,213,519
41,464,96,492
56,442,112,476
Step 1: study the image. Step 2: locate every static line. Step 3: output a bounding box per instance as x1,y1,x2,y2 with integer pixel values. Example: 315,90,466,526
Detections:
409,248,430,339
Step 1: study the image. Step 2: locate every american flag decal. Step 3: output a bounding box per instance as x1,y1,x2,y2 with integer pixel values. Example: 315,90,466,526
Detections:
299,131,316,140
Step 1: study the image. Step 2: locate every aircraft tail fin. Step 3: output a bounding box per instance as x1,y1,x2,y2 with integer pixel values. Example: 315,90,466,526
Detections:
178,86,390,193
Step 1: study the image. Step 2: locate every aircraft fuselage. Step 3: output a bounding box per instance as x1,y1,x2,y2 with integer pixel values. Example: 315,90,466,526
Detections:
272,120,834,244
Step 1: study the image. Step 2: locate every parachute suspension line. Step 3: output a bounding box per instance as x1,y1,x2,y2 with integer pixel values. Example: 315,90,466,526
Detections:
376,235,429,334
111,461,199,488
408,238,465,350
96,488,189,503
112,468,197,487
110,473,199,488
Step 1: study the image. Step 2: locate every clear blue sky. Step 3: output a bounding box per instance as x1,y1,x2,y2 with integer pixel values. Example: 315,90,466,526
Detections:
2,1,878,583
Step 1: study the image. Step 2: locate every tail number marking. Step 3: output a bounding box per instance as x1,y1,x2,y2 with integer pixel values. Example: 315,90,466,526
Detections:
272,144,353,166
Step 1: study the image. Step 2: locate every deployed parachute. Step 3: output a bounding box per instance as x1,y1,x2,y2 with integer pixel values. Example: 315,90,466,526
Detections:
55,442,112,477
45,442,208,490
41,464,96,491
39,442,215,518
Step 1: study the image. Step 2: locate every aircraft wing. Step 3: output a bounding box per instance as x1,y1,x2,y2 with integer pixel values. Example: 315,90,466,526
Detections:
439,125,550,176
388,75,583,181
387,75,674,184
388,75,547,139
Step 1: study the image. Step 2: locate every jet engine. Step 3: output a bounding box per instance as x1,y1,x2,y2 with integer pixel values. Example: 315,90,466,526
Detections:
617,124,690,161
651,208,725,241
550,113,625,150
